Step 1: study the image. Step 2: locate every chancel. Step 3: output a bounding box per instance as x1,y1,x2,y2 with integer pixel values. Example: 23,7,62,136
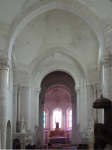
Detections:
0,0,112,149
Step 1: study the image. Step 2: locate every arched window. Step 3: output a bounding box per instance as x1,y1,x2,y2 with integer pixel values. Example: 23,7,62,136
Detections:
43,110,46,128
68,109,72,128
53,109,62,128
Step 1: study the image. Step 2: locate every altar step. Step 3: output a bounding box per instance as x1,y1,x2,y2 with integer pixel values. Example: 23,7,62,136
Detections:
45,144,78,149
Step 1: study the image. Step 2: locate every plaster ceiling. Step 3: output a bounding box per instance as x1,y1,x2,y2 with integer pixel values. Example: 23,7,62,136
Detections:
0,0,112,24
15,9,99,68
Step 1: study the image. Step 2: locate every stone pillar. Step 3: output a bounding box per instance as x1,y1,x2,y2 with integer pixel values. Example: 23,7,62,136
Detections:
50,112,53,130
71,97,77,145
0,61,9,149
0,129,1,149
63,111,66,130
97,84,103,123
92,84,98,124
80,74,84,131
35,88,41,126
102,56,111,99
88,130,94,150
17,86,22,132
13,85,17,133
38,98,44,146
75,88,80,125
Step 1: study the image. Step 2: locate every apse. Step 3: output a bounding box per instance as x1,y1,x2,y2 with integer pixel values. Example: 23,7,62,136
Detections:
44,84,72,130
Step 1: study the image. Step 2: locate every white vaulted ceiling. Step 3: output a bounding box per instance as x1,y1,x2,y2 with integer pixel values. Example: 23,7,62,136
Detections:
0,0,112,71
15,9,99,68
0,0,112,24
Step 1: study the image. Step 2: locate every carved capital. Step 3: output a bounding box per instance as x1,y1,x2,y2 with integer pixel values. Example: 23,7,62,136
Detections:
102,56,112,67
75,87,80,93
35,88,41,94
0,58,10,70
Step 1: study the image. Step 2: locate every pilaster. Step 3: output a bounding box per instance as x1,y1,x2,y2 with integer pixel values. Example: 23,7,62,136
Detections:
50,112,53,130
17,86,22,132
92,84,98,124
102,56,111,99
13,85,17,133
71,97,77,145
0,59,9,149
75,87,80,125
35,88,41,126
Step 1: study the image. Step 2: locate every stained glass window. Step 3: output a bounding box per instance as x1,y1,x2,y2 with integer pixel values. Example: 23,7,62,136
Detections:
53,109,61,128
43,110,46,128
69,109,72,128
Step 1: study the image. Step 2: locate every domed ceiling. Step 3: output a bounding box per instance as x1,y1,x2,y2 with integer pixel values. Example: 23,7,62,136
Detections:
45,85,71,105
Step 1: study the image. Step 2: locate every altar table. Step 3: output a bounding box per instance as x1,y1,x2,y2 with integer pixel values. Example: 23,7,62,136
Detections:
49,137,67,144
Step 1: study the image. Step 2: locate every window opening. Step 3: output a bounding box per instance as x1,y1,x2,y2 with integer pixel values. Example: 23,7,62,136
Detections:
53,109,61,128
68,109,72,128
43,110,46,128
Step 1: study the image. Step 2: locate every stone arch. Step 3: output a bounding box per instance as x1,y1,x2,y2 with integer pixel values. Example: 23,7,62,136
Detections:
39,71,80,145
40,71,76,102
29,46,87,76
35,64,81,89
8,0,103,60
6,120,11,149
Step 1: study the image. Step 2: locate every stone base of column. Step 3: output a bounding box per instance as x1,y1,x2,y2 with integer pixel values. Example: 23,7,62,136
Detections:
88,130,94,150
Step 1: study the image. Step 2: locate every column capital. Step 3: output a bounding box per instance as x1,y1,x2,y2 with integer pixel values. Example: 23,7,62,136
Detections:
18,86,22,94
35,88,41,94
102,55,112,67
0,58,10,70
92,84,97,91
75,87,80,93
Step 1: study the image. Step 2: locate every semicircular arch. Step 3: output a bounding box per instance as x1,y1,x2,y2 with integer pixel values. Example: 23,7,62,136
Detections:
34,63,81,90
29,46,87,76
8,0,104,60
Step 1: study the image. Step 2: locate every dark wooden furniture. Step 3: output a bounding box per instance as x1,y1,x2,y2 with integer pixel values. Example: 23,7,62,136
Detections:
93,94,112,149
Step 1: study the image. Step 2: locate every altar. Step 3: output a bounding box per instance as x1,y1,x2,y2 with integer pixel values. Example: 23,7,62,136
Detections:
49,137,67,144
48,122,69,144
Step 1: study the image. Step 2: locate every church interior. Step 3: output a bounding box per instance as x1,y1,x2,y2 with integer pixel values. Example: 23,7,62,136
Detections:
0,0,112,149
